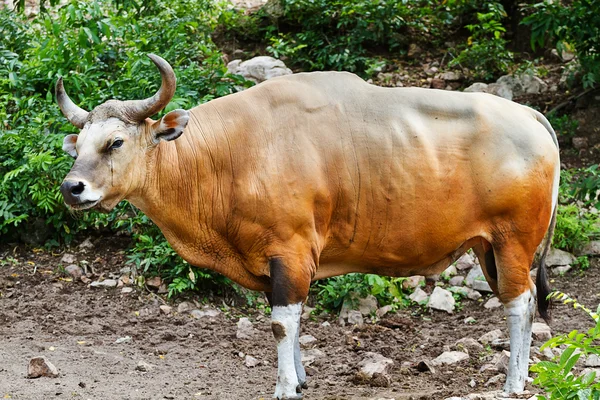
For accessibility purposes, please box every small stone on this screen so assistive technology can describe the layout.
[78,237,94,250]
[532,322,552,341]
[465,265,484,286]
[356,352,394,378]
[190,308,220,319]
[485,373,506,387]
[551,265,572,275]
[440,71,461,81]
[146,276,162,289]
[449,275,465,286]
[456,253,477,270]
[469,379,476,388]
[493,350,511,373]
[486,82,513,100]
[585,354,600,367]
[431,351,469,366]
[448,286,468,298]
[376,305,393,318]
[428,287,455,313]
[159,305,172,315]
[357,295,378,316]
[464,317,476,324]
[121,287,133,294]
[321,321,331,328]
[409,287,429,304]
[464,82,489,93]
[455,338,484,355]
[484,297,503,309]
[472,279,493,293]
[177,302,194,314]
[416,360,436,374]
[301,306,314,320]
[441,265,458,279]
[546,248,577,266]
[491,339,511,351]
[65,264,83,280]
[578,240,600,256]
[90,279,117,288]
[244,355,260,368]
[299,335,317,348]
[479,329,503,344]
[407,43,422,58]
[348,310,364,326]
[301,349,325,366]
[402,275,425,289]
[114,336,132,344]
[572,137,588,150]
[431,78,446,89]
[28,356,59,378]
[465,287,482,300]
[236,317,259,339]
[135,360,153,372]
[60,253,77,264]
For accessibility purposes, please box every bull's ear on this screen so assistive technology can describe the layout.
[151,109,189,143]
[62,134,78,158]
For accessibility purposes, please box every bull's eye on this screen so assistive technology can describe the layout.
[110,139,124,149]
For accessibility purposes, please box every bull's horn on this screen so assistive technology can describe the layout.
[56,77,89,129]
[125,54,176,121]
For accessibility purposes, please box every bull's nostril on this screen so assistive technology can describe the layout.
[71,181,85,195]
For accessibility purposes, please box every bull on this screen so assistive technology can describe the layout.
[57,54,559,399]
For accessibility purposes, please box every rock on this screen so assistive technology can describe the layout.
[146,276,162,289]
[121,287,133,294]
[376,305,393,318]
[546,248,577,266]
[491,338,511,351]
[464,316,476,324]
[301,305,314,320]
[190,308,220,319]
[356,352,394,378]
[465,287,482,300]
[299,335,317,348]
[402,275,425,289]
[440,71,461,81]
[496,74,548,97]
[578,240,600,256]
[177,301,194,314]
[78,237,94,251]
[428,287,455,313]
[464,82,488,93]
[28,356,59,378]
[572,137,589,150]
[551,265,572,275]
[441,265,458,279]
[340,294,378,318]
[455,338,484,355]
[485,373,506,387]
[448,286,468,298]
[472,279,493,293]
[135,360,153,372]
[244,355,260,368]
[114,336,132,344]
[530,268,538,280]
[493,350,511,373]
[431,351,469,366]
[90,279,117,288]
[416,360,437,374]
[484,297,503,309]
[466,265,484,287]
[409,287,429,304]
[227,56,292,84]
[347,310,364,326]
[486,82,513,100]
[159,305,173,315]
[431,78,446,89]
[236,317,259,339]
[61,253,77,264]
[449,275,465,286]
[321,321,331,328]
[65,264,83,280]
[456,253,477,270]
[479,329,503,344]
[407,43,422,58]
[357,295,378,316]
[585,354,600,367]
[301,349,325,366]
[532,322,552,341]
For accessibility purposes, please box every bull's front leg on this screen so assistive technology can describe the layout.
[269,258,311,400]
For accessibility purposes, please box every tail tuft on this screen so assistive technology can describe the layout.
[535,207,556,323]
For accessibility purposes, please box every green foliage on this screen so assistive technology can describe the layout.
[571,165,600,209]
[548,114,579,138]
[449,2,513,80]
[531,292,600,399]
[314,273,411,313]
[523,0,600,88]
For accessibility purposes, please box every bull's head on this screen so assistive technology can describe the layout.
[57,54,189,212]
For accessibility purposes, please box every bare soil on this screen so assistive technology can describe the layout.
[0,239,598,400]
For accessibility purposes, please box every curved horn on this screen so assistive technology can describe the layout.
[56,77,89,129]
[125,54,176,121]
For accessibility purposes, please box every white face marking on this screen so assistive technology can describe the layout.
[272,303,302,399]
[504,290,535,394]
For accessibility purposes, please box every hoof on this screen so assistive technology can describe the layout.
[274,395,303,400]
[296,381,308,393]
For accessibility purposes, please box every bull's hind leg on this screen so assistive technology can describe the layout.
[492,242,537,394]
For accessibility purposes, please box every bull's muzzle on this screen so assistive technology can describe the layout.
[60,179,100,210]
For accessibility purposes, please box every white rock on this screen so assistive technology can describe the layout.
[177,301,194,314]
[551,265,572,275]
[190,308,220,319]
[464,317,476,324]
[321,321,331,328]
[65,264,83,280]
[464,82,488,93]
[441,265,458,279]
[479,329,503,344]
[78,237,94,251]
[357,295,378,316]
[301,349,325,366]
[484,373,506,387]
[301,305,314,320]
[465,287,482,300]
[356,352,394,378]
[402,275,425,289]
[227,56,292,84]
[546,248,577,266]
[484,297,503,309]
[60,253,77,264]
[121,287,133,294]
[135,360,153,372]
[449,275,465,286]
[376,305,393,318]
[493,350,511,373]
[486,82,513,100]
[348,310,364,326]
[236,317,259,339]
[496,74,548,97]
[532,322,552,341]
[585,354,600,367]
[431,351,469,366]
[340,293,378,318]
[28,356,59,378]
[244,355,260,368]
[578,240,600,256]
[472,279,492,293]
[455,338,484,355]
[428,287,455,313]
[440,71,462,81]
[299,334,317,348]
[90,279,117,288]
[159,305,172,315]
[409,287,429,304]
[466,265,484,287]
[448,286,468,298]
[456,253,477,270]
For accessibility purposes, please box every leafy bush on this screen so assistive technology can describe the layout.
[523,0,600,88]
[531,292,600,399]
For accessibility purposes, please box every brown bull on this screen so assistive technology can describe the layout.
[57,54,559,399]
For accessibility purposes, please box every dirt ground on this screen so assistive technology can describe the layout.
[0,239,598,400]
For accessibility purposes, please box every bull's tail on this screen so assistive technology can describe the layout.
[530,108,560,323]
